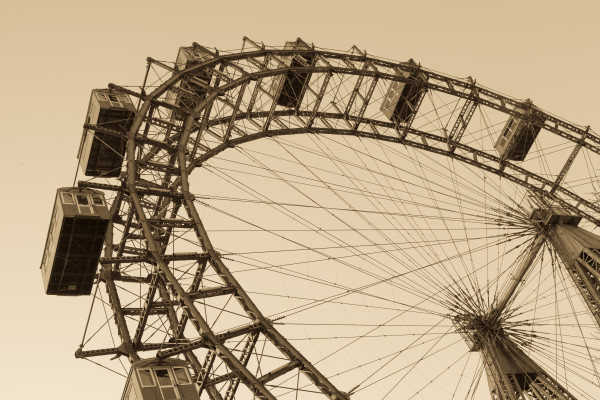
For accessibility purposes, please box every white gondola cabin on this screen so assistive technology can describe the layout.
[40,187,110,295]
[380,66,428,124]
[78,89,136,177]
[122,359,199,400]
[270,39,315,108]
[165,46,212,119]
[494,107,544,161]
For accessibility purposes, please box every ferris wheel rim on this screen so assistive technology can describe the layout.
[81,41,600,399]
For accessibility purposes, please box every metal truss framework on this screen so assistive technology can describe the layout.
[452,210,600,399]
[73,38,600,399]
[453,310,577,400]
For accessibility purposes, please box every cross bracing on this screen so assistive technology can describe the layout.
[64,38,600,399]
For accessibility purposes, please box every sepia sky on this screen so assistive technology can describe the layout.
[1,1,599,399]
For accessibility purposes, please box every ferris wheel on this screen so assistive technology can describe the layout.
[40,37,600,399]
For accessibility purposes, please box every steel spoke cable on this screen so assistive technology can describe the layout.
[279,322,453,328]
[219,227,533,319]
[505,340,598,399]
[236,136,450,282]
[83,358,128,378]
[487,234,546,317]
[64,43,600,400]
[220,134,536,304]
[407,350,472,400]
[274,255,528,390]
[222,234,517,279]
[305,133,469,296]
[370,138,492,304]
[204,226,516,232]
[367,136,524,309]
[463,359,485,400]
[232,133,527,222]
[501,275,586,321]
[86,288,127,367]
[81,276,102,347]
[214,232,515,257]
[199,156,433,291]
[450,350,475,400]
[510,335,600,374]
[350,320,451,396]
[270,134,528,222]
[319,133,481,301]
[554,254,600,384]
[224,250,450,316]
[310,132,530,218]
[225,241,492,388]
[352,331,464,394]
[445,145,488,310]
[282,332,453,341]
[372,141,531,228]
[404,143,483,308]
[199,154,472,306]
[247,290,476,316]
[213,214,529,318]
[277,331,455,398]
[583,150,600,196]
[490,251,600,395]
[315,332,452,382]
[198,186,524,230]
[154,57,596,396]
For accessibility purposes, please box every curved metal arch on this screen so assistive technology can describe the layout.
[121,48,355,400]
[152,51,600,230]
[100,42,600,399]
[126,112,284,400]
[171,87,598,400]
[116,45,600,210]
[156,47,599,229]
[177,124,600,228]
[126,49,594,163]
[169,48,597,148]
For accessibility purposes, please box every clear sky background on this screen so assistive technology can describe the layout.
[1,1,599,399]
